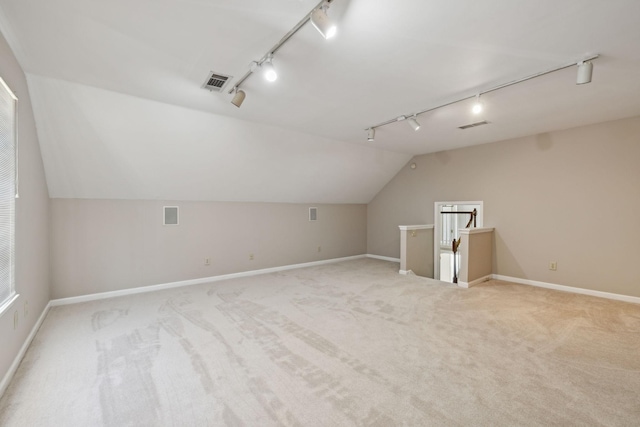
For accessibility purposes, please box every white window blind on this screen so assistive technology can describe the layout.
[0,77,17,310]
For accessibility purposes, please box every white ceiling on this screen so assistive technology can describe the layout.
[1,0,639,202]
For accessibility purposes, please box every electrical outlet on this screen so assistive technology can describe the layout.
[317,246,321,253]
[249,253,254,261]
[549,261,557,271]
[204,258,211,266]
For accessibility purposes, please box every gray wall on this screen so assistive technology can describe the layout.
[402,228,434,278]
[50,200,366,298]
[459,230,493,284]
[0,32,50,382]
[368,115,640,297]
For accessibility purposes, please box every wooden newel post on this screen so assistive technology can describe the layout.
[452,238,460,284]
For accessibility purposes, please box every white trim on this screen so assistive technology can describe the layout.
[398,225,434,231]
[459,227,494,235]
[0,77,18,100]
[0,293,19,317]
[458,274,492,289]
[0,301,51,398]
[492,274,640,305]
[51,255,368,306]
[366,254,401,263]
[399,269,413,275]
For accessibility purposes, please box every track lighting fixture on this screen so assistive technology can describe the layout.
[408,116,421,131]
[262,55,277,82]
[365,54,599,142]
[576,61,593,85]
[227,0,337,102]
[472,95,483,114]
[231,88,246,108]
[367,128,375,142]
[311,3,337,39]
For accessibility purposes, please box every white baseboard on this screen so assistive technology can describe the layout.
[51,255,368,307]
[492,274,640,304]
[399,269,413,275]
[0,301,52,399]
[458,274,492,289]
[366,254,401,263]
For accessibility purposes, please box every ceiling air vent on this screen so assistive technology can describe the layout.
[458,120,490,130]
[202,71,232,92]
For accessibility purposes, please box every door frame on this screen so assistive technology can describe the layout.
[433,201,484,280]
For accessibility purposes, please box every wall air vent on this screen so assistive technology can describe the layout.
[202,71,232,92]
[164,206,179,226]
[458,121,489,130]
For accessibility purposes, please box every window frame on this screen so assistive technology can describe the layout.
[0,76,19,317]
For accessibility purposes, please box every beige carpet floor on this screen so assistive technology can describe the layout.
[1,258,639,426]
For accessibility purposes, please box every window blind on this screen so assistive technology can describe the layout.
[0,77,17,308]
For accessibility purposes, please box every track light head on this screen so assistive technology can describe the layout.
[367,128,375,142]
[310,4,337,39]
[262,55,277,82]
[576,61,593,85]
[231,89,246,108]
[472,94,483,114]
[408,116,421,131]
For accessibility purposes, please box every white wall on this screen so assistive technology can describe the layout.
[27,75,411,204]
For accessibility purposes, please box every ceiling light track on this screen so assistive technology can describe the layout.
[228,0,336,107]
[365,54,599,140]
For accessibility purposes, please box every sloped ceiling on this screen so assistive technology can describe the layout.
[1,0,639,202]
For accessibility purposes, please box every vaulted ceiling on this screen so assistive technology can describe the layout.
[1,0,639,202]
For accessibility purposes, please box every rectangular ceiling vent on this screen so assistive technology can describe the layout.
[458,120,489,130]
[202,71,232,92]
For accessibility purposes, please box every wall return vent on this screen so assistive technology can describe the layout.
[458,120,489,130]
[309,207,318,221]
[164,206,179,226]
[202,71,232,92]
